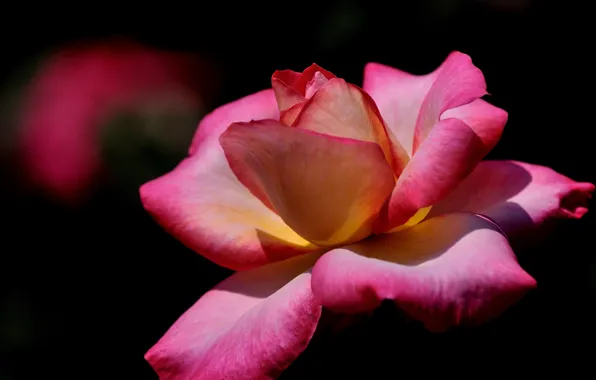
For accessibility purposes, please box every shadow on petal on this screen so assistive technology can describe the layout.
[428,160,594,249]
[145,253,322,380]
[312,212,536,332]
[429,160,532,217]
[215,253,320,298]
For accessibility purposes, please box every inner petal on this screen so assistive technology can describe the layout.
[272,63,336,113]
[219,120,396,247]
[293,78,410,176]
[305,71,329,98]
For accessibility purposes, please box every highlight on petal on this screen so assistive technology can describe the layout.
[312,213,536,332]
[141,121,317,271]
[146,253,322,380]
[427,160,595,246]
[363,52,490,156]
[374,118,485,232]
[271,63,336,113]
[189,89,279,155]
[293,78,409,175]
[219,120,395,247]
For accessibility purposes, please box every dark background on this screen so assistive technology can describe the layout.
[1,0,594,378]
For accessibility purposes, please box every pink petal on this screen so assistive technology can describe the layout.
[363,61,434,156]
[140,122,317,271]
[146,253,322,380]
[189,89,279,155]
[441,99,508,154]
[427,160,595,246]
[219,120,395,247]
[271,64,336,114]
[293,78,410,175]
[311,213,536,332]
[412,52,487,153]
[374,118,485,232]
[363,52,489,156]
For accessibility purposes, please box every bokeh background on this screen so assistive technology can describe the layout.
[1,0,594,378]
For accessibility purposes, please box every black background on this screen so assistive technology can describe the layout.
[1,1,594,378]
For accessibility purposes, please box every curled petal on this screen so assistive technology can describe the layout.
[293,78,409,175]
[427,160,595,246]
[363,52,490,156]
[413,52,487,152]
[374,118,485,232]
[141,122,317,271]
[146,253,322,380]
[189,89,279,155]
[441,99,508,154]
[312,213,536,332]
[219,120,395,247]
[271,63,336,114]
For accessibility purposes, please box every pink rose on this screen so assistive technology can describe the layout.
[140,52,593,379]
[14,39,215,203]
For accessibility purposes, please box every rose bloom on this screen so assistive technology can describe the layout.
[141,52,593,379]
[15,40,214,203]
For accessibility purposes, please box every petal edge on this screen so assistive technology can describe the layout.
[312,213,536,332]
[146,253,322,380]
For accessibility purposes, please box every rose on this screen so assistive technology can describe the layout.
[11,39,215,204]
[140,52,593,379]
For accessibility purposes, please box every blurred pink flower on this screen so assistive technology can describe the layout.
[15,39,216,203]
[141,53,593,379]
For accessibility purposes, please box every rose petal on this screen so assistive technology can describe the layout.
[363,51,489,156]
[146,253,322,380]
[441,99,508,154]
[293,78,410,175]
[141,122,317,271]
[413,52,487,152]
[374,118,485,232]
[279,102,306,126]
[271,64,336,113]
[189,89,279,155]
[311,213,536,332]
[363,62,434,156]
[427,160,595,246]
[219,120,395,247]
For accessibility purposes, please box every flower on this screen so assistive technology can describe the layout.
[140,52,593,379]
[13,39,216,203]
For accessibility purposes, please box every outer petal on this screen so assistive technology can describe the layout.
[219,120,395,247]
[427,160,595,246]
[363,52,489,156]
[141,123,317,271]
[146,253,322,380]
[374,118,486,232]
[413,52,487,152]
[312,213,536,332]
[293,78,409,175]
[189,89,279,155]
[441,99,508,154]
